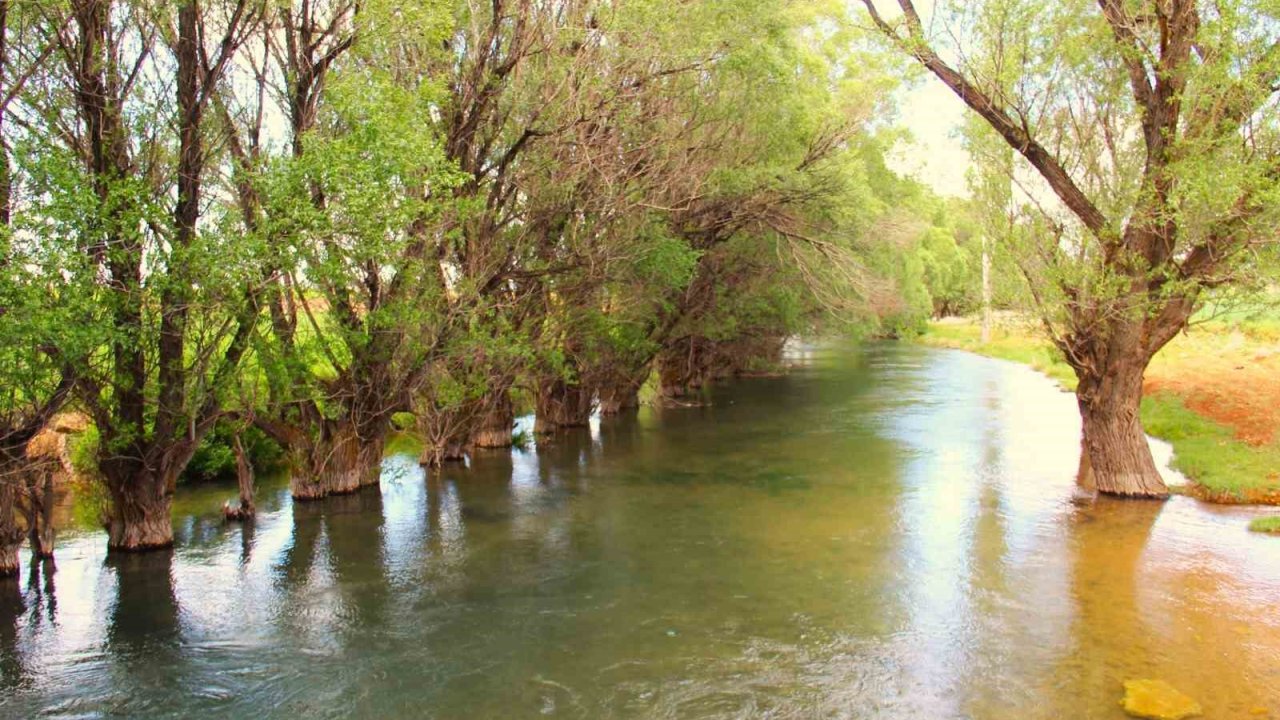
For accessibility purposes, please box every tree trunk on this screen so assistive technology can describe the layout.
[26,469,56,558]
[417,407,470,468]
[471,392,514,448]
[224,434,255,521]
[534,378,592,435]
[103,469,175,551]
[289,455,327,501]
[657,351,691,401]
[357,435,385,488]
[290,420,384,501]
[598,376,642,415]
[0,475,20,577]
[1075,358,1167,498]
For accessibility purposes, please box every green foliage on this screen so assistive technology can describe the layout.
[184,424,286,484]
[67,425,101,479]
[0,0,952,494]
[510,428,532,451]
[918,226,974,316]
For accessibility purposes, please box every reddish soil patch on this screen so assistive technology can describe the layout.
[1186,483,1280,506]
[1144,334,1280,447]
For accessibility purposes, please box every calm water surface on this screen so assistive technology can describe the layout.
[2,342,1278,719]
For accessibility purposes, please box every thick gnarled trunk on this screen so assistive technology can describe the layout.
[0,476,21,577]
[657,345,706,402]
[418,387,515,465]
[417,410,470,468]
[597,375,643,415]
[414,399,471,468]
[103,469,175,551]
[290,420,385,501]
[1075,355,1167,498]
[534,378,592,434]
[471,391,515,448]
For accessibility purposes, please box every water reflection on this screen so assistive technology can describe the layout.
[0,342,1277,719]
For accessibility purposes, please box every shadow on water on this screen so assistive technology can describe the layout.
[105,550,181,648]
[0,574,26,692]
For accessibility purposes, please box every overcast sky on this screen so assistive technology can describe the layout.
[864,0,974,198]
[887,73,972,198]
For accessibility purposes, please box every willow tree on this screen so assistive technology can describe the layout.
[240,0,466,500]
[628,2,892,399]
[0,190,78,574]
[0,0,75,574]
[11,0,268,549]
[862,0,1280,496]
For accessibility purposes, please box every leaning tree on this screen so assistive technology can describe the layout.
[862,0,1280,496]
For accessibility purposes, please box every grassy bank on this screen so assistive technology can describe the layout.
[1249,516,1280,534]
[918,319,1280,506]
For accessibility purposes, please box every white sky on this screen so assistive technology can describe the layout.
[864,0,974,198]
[888,77,972,197]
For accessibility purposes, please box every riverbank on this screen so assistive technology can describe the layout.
[917,318,1280,507]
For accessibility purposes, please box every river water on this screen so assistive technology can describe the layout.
[1,342,1277,719]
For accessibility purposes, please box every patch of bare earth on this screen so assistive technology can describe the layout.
[1145,330,1280,448]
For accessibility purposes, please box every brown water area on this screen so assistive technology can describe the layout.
[0,342,1277,719]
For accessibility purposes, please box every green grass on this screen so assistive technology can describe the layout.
[918,322,1078,390]
[917,320,1280,503]
[1248,516,1280,534]
[1193,295,1280,342]
[1141,392,1280,499]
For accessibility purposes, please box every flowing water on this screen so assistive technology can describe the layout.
[1,342,1278,719]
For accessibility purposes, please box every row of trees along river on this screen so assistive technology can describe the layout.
[1,0,1278,569]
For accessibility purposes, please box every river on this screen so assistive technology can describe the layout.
[1,342,1277,719]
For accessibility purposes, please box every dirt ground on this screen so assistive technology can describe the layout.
[1145,329,1280,447]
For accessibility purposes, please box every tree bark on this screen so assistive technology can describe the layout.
[0,475,20,577]
[657,346,702,402]
[103,469,175,551]
[224,434,255,521]
[24,469,56,559]
[471,391,515,448]
[417,406,471,468]
[534,377,592,434]
[357,435,385,488]
[1075,357,1167,498]
[290,419,385,501]
[597,376,642,415]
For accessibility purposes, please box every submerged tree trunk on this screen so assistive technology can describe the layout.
[597,374,644,415]
[102,468,175,551]
[657,344,706,402]
[417,404,471,468]
[357,436,384,488]
[291,419,385,501]
[224,434,255,521]
[24,469,56,559]
[321,423,363,496]
[1075,356,1167,498]
[471,391,515,448]
[534,377,593,434]
[0,473,21,577]
[20,424,76,560]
